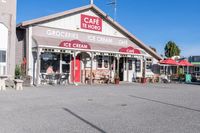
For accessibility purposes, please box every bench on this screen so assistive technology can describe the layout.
[0,79,6,91]
[14,79,24,90]
[0,75,8,91]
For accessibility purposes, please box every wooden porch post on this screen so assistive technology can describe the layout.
[127,57,129,82]
[109,56,112,83]
[142,56,146,78]
[117,55,120,74]
[90,52,94,85]
[73,51,76,85]
[113,56,116,83]
[60,53,62,73]
[36,47,41,86]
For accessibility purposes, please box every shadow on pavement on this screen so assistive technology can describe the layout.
[129,95,200,113]
[63,108,107,133]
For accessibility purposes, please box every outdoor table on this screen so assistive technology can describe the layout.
[46,73,61,85]
[0,75,8,91]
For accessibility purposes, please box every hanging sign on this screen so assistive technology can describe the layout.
[81,14,102,32]
[60,40,91,50]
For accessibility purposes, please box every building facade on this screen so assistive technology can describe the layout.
[188,55,200,79]
[17,5,162,85]
[0,0,17,76]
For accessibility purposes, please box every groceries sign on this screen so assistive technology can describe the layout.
[81,14,102,32]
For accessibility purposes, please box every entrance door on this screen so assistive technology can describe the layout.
[119,58,124,81]
[71,56,81,83]
[127,59,135,82]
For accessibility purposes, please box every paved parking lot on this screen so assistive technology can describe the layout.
[0,83,200,133]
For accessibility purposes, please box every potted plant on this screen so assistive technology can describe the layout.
[141,71,147,84]
[15,65,22,79]
[114,73,120,84]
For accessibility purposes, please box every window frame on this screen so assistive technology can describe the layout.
[96,55,110,69]
[0,50,6,63]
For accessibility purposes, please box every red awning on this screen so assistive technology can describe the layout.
[178,60,193,66]
[119,46,141,54]
[160,58,179,65]
[33,36,123,52]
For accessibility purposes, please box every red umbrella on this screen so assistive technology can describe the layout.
[160,58,179,65]
[160,58,180,75]
[178,60,193,66]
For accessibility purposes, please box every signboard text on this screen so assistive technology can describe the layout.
[60,40,91,50]
[81,14,102,32]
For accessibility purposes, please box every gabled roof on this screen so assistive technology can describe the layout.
[18,4,162,60]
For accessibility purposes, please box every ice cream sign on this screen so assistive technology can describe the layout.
[81,14,102,32]
[60,40,91,50]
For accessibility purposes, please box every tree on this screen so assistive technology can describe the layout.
[164,41,181,58]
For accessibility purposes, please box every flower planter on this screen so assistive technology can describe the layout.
[141,78,147,84]
[115,78,120,84]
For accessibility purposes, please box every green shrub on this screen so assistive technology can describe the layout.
[15,65,22,79]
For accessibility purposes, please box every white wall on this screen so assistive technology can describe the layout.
[40,10,126,38]
[0,23,8,75]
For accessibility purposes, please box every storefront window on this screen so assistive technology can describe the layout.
[0,50,6,63]
[128,60,132,70]
[97,55,103,68]
[62,54,70,63]
[62,54,71,73]
[124,59,127,71]
[195,67,200,72]
[104,60,108,68]
[97,55,109,69]
[135,60,141,72]
[40,52,60,73]
[146,63,152,70]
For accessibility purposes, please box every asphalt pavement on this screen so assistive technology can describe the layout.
[0,83,200,133]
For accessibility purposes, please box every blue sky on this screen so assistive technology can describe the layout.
[17,0,200,57]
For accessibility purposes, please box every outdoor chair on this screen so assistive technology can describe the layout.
[46,74,56,85]
[54,74,61,84]
[85,74,92,84]
[60,73,69,85]
[40,73,47,85]
[160,75,171,83]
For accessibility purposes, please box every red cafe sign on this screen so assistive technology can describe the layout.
[81,14,102,32]
[60,40,91,50]
[119,46,141,54]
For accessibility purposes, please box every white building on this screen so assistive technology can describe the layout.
[0,0,17,76]
[17,4,162,85]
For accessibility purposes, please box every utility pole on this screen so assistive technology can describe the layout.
[107,0,117,21]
